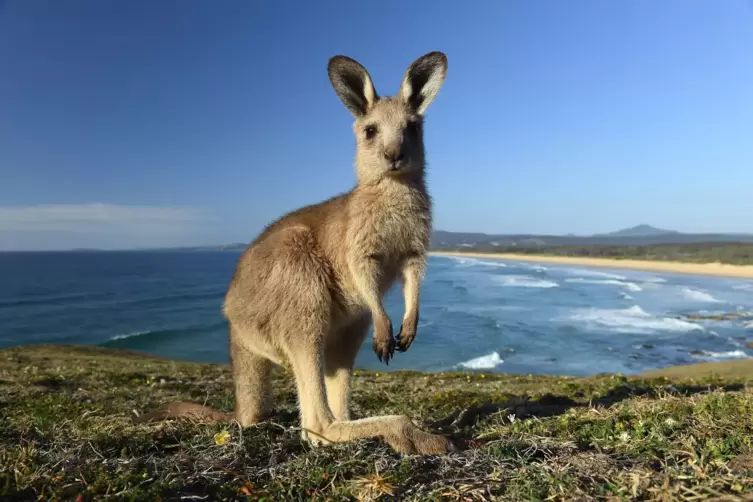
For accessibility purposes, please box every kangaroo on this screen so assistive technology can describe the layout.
[135,51,453,455]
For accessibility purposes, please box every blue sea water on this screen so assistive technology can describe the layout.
[1,251,752,376]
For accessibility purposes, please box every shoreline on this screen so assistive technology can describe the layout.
[430,251,753,279]
[6,343,751,378]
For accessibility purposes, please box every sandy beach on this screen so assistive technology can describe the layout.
[430,251,753,279]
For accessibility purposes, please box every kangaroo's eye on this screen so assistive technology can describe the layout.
[364,125,378,139]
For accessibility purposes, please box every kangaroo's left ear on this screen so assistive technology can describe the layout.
[399,51,448,115]
[328,55,378,117]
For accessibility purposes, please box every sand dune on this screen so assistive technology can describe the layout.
[430,251,753,279]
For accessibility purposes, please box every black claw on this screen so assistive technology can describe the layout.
[396,336,412,352]
[374,335,397,365]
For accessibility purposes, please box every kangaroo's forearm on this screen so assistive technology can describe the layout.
[394,254,425,353]
[349,253,395,362]
[348,255,387,319]
[401,256,425,320]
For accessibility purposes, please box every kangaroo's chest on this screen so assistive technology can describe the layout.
[362,191,430,260]
[341,183,432,305]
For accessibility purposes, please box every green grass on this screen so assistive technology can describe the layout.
[2,345,753,501]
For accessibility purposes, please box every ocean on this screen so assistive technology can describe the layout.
[1,251,752,376]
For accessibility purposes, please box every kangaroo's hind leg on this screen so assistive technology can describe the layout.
[229,325,274,427]
[286,320,454,455]
[324,313,371,421]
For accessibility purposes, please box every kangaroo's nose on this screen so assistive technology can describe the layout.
[384,149,405,163]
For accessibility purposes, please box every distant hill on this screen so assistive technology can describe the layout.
[598,224,679,238]
[430,226,753,250]
[41,226,752,254]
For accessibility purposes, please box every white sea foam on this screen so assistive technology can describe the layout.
[524,264,548,272]
[563,268,627,280]
[445,256,507,268]
[745,321,753,330]
[733,283,753,292]
[619,292,634,300]
[109,331,150,341]
[477,260,509,268]
[565,278,643,292]
[444,256,476,267]
[639,277,667,284]
[567,305,704,334]
[493,275,559,288]
[680,288,721,303]
[691,350,751,361]
[458,351,504,369]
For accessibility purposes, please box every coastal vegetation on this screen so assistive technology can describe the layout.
[438,242,753,266]
[2,344,753,500]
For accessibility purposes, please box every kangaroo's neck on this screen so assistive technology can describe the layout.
[355,171,428,196]
[350,175,430,210]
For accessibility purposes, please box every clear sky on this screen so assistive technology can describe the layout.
[1,0,752,250]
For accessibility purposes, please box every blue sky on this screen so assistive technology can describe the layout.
[1,0,752,250]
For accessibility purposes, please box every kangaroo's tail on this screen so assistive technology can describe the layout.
[132,402,234,424]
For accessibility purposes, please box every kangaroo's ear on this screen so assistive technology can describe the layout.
[328,56,378,117]
[399,51,448,115]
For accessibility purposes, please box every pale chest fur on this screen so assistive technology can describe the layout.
[347,181,431,264]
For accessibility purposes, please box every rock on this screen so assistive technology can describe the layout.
[747,341,753,350]
[682,312,753,322]
[690,349,706,356]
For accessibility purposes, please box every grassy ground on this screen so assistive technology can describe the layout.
[2,345,753,501]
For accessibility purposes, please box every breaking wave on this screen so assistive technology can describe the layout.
[102,322,227,349]
[493,275,559,288]
[680,288,721,303]
[444,256,508,268]
[458,351,504,369]
[566,305,704,334]
[690,350,751,361]
[565,278,643,292]
[562,268,626,280]
[109,330,152,341]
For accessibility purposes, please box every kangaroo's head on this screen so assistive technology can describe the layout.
[328,52,447,184]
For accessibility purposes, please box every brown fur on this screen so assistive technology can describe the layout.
[134,52,453,455]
